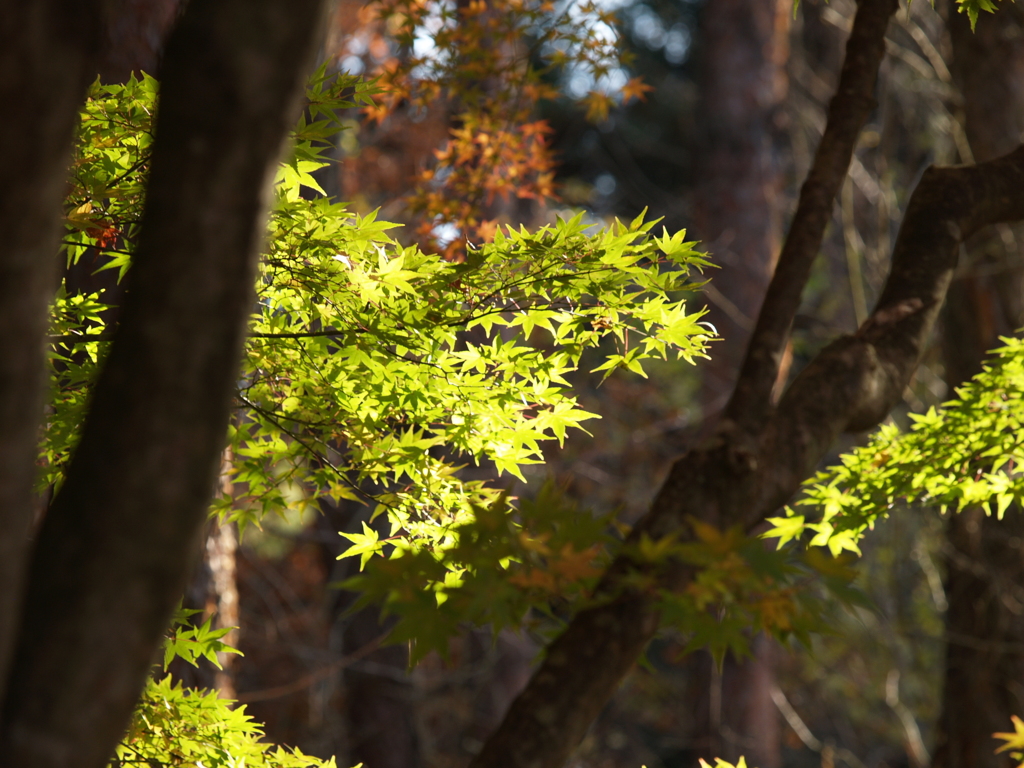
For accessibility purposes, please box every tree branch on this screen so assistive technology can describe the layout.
[725,0,897,431]
[469,148,1024,768]
[758,146,1024,520]
[465,6,1024,768]
[0,0,329,765]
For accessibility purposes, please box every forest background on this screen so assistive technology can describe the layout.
[6,0,1024,767]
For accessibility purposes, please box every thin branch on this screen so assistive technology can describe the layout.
[464,8,1024,768]
[50,327,363,345]
[234,630,389,703]
[757,146,1024,526]
[236,393,381,506]
[248,328,362,339]
[725,0,898,430]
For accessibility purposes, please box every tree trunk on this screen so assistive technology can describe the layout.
[687,0,791,762]
[322,500,422,768]
[0,0,103,718]
[694,0,791,414]
[0,0,328,765]
[84,0,246,701]
[98,0,182,83]
[935,5,1024,768]
[170,455,240,696]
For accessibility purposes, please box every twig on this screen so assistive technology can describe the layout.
[771,685,867,768]
[234,629,390,703]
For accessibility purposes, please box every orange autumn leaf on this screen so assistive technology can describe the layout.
[621,76,654,104]
[508,568,558,591]
[549,544,602,581]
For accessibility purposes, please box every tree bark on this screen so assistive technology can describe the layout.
[0,0,329,765]
[934,5,1024,768]
[0,0,103,719]
[724,0,895,432]
[467,1,1024,765]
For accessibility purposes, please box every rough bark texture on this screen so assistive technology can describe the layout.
[0,0,102,717]
[0,0,328,765]
[934,5,1024,768]
[467,1,1024,765]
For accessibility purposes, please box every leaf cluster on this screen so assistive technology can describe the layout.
[161,607,242,673]
[765,336,1024,555]
[240,202,711,542]
[47,73,714,660]
[108,610,325,767]
[647,522,866,667]
[995,715,1024,768]
[63,73,158,279]
[113,677,338,768]
[955,0,1003,30]
[341,482,618,662]
[351,0,647,251]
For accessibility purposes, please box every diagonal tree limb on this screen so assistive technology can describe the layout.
[469,146,1024,768]
[0,0,102,712]
[470,2,897,765]
[465,3,1024,768]
[725,0,897,432]
[0,0,329,765]
[756,147,1024,524]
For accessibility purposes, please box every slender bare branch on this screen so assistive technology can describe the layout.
[725,0,897,431]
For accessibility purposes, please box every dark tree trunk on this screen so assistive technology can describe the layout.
[98,0,182,83]
[0,0,329,765]
[0,0,103,716]
[321,501,422,768]
[935,5,1024,768]
[936,506,1024,768]
[82,0,247,701]
[339,611,420,768]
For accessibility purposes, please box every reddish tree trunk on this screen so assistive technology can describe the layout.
[694,0,791,413]
[688,1,791,764]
